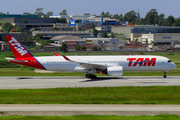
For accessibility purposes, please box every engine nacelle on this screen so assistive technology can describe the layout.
[107,66,123,76]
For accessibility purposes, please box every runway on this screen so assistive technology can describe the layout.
[0,104,180,116]
[0,76,179,89]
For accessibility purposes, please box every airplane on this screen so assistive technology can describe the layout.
[4,34,177,78]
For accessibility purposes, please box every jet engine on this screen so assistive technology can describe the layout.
[102,66,123,76]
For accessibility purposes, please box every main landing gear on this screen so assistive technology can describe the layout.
[85,74,97,79]
[86,69,97,79]
[163,71,167,78]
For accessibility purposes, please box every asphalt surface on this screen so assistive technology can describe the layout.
[0,104,180,116]
[0,76,179,89]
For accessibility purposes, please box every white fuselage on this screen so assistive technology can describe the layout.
[35,55,177,73]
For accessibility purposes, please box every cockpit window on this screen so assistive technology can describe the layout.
[168,60,172,63]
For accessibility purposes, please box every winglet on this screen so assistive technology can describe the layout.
[62,55,70,61]
[53,52,60,56]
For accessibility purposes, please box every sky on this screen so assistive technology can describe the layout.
[1,0,180,18]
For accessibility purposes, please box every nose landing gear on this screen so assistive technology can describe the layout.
[163,71,167,78]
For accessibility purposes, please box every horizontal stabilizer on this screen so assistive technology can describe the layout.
[5,58,28,63]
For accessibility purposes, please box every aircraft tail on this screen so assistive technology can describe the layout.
[4,34,33,59]
[4,34,46,70]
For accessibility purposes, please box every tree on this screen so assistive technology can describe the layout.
[110,32,115,38]
[75,45,82,51]
[75,45,87,51]
[137,12,140,21]
[101,32,108,38]
[0,12,5,15]
[119,14,124,21]
[84,13,90,15]
[60,9,67,15]
[23,12,32,15]
[33,27,40,31]
[92,46,98,51]
[60,42,68,53]
[81,46,87,51]
[105,12,111,18]
[10,26,23,32]
[16,29,23,32]
[111,14,124,20]
[145,9,158,25]
[0,20,2,26]
[101,11,112,18]
[93,29,99,37]
[124,10,137,23]
[51,27,59,31]
[172,18,180,26]
[91,24,95,29]
[59,18,67,23]
[34,34,43,40]
[158,13,166,26]
[34,8,44,17]
[101,11,105,16]
[46,11,53,17]
[166,15,175,26]
[55,18,60,23]
[2,22,13,33]
[112,14,120,19]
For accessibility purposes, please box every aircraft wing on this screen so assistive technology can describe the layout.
[5,58,28,63]
[62,55,107,70]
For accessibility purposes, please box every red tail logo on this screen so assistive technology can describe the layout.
[127,58,156,67]
[5,35,33,58]
[9,37,28,56]
[5,35,46,70]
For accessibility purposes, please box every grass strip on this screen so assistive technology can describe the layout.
[0,68,179,76]
[0,86,180,104]
[0,115,179,120]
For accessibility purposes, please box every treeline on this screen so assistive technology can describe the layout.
[0,8,68,18]
[1,8,180,26]
[101,9,179,26]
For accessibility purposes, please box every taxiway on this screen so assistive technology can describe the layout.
[0,104,179,116]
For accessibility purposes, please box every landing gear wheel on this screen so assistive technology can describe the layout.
[85,74,97,79]
[163,75,167,78]
[85,74,90,78]
[163,71,167,78]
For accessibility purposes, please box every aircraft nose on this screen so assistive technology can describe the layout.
[172,63,177,69]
